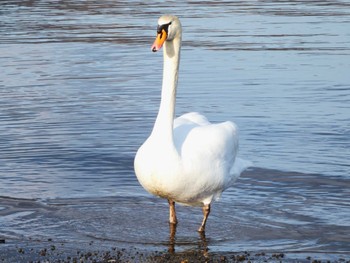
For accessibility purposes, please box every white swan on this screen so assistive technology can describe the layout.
[134,15,250,232]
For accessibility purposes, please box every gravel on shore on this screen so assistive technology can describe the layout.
[1,239,349,263]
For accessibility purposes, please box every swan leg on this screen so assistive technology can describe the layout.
[198,204,211,232]
[168,199,178,225]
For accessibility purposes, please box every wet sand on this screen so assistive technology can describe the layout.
[1,238,349,262]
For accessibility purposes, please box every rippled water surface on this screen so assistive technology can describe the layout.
[1,0,350,259]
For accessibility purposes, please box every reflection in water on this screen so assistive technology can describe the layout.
[168,223,176,253]
[167,223,209,259]
[198,231,209,258]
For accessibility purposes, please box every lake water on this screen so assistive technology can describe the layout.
[0,0,349,260]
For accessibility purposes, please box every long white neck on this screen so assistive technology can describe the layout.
[151,35,181,143]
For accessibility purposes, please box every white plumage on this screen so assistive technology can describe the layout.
[134,15,251,232]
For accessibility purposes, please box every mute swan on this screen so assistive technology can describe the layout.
[134,15,250,232]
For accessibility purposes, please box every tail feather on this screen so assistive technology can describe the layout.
[230,157,253,183]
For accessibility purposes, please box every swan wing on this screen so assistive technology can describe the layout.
[173,113,246,203]
[174,112,211,128]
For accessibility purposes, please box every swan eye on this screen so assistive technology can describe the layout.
[157,21,172,38]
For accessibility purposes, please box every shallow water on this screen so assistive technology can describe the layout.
[0,0,350,258]
[1,169,350,258]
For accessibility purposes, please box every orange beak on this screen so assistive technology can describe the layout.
[151,29,167,52]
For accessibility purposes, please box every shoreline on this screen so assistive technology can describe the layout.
[1,239,349,263]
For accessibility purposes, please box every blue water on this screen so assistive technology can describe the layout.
[0,0,349,259]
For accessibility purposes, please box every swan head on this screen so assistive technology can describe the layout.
[151,15,182,52]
